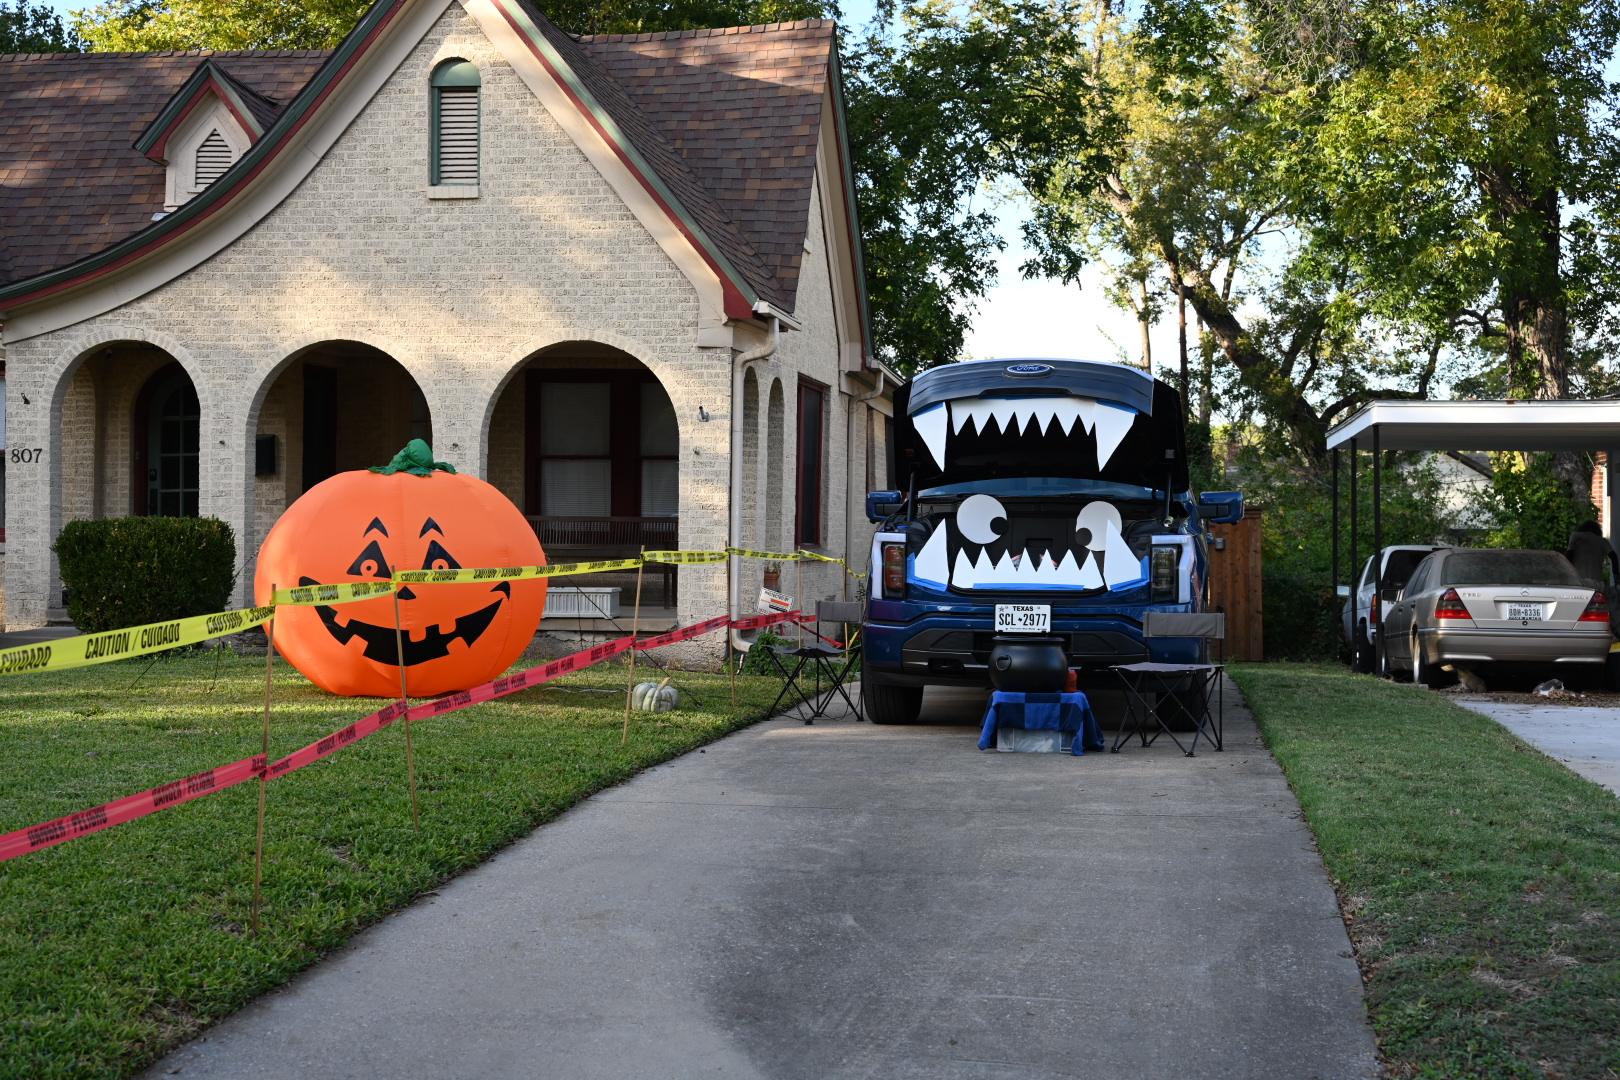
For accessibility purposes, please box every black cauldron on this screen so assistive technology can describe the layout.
[987,636,1070,693]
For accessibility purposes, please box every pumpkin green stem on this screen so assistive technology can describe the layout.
[370,439,458,477]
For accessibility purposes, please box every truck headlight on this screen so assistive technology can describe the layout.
[1150,545,1179,602]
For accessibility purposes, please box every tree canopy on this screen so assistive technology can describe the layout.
[2,0,81,51]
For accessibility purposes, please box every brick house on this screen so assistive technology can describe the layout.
[0,0,895,641]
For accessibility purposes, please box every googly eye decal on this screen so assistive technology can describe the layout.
[955,493,1007,546]
[1075,501,1122,552]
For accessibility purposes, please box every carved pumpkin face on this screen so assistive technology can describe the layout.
[255,466,547,697]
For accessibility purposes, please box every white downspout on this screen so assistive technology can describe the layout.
[844,367,887,594]
[729,311,780,653]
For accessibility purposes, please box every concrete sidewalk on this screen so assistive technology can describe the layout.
[148,684,1378,1080]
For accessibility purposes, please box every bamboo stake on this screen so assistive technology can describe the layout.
[251,589,276,935]
[621,549,646,745]
[728,551,738,708]
[392,588,420,832]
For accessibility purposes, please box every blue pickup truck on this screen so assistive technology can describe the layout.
[861,358,1243,724]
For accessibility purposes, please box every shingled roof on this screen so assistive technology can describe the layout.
[0,50,327,289]
[0,10,842,315]
[578,21,835,314]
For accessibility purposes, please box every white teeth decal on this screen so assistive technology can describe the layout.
[1103,524,1143,589]
[1079,553,1104,590]
[1075,398,1097,434]
[914,526,948,585]
[914,403,948,472]
[1051,398,1081,435]
[953,549,978,589]
[932,396,1135,469]
[1028,400,1058,435]
[1093,404,1134,469]
[986,399,1020,435]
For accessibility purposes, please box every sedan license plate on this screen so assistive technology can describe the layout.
[995,604,1051,634]
[1506,603,1544,622]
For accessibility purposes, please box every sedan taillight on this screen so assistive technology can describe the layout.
[1369,594,1378,626]
[1434,588,1471,620]
[1580,591,1610,622]
[881,542,906,598]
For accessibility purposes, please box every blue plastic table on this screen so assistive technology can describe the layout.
[977,691,1106,756]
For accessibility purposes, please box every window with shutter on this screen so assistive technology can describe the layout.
[431,60,480,187]
[194,130,234,189]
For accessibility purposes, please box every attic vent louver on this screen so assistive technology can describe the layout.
[435,87,479,183]
[195,130,234,188]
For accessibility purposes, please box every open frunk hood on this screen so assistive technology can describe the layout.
[893,359,1190,493]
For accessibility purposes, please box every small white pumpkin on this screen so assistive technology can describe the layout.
[631,678,679,713]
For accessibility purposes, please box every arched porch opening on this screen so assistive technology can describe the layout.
[250,341,430,552]
[54,342,199,524]
[486,342,679,618]
[765,378,785,550]
[741,366,759,548]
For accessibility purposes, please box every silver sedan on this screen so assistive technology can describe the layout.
[1381,548,1612,686]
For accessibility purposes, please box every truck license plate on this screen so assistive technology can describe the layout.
[1506,603,1544,622]
[995,604,1051,634]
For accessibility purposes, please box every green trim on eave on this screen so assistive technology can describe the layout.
[497,0,762,312]
[826,49,873,362]
[0,0,407,310]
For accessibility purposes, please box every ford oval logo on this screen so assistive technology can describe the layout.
[1005,363,1053,377]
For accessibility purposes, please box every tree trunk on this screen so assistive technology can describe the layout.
[1138,277,1152,369]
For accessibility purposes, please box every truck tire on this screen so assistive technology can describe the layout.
[863,676,922,725]
[1352,624,1374,673]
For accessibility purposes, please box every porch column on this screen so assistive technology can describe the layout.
[204,376,255,609]
[6,353,56,628]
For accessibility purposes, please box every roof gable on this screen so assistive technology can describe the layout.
[134,59,283,161]
[579,22,834,312]
[0,49,326,289]
[0,2,860,342]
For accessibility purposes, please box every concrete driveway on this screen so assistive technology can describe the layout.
[1455,695,1620,795]
[148,684,1378,1080]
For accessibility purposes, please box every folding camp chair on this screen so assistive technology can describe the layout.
[1109,612,1225,756]
[763,601,865,724]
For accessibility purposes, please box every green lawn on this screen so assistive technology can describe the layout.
[0,651,787,1079]
[1230,663,1620,1080]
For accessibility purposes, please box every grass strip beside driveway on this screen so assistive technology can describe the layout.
[1230,663,1620,1080]
[0,653,788,1079]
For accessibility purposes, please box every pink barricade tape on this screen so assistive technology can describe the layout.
[0,753,265,863]
[0,609,803,862]
[634,614,730,652]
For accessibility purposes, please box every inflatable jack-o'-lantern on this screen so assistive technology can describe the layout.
[255,441,547,697]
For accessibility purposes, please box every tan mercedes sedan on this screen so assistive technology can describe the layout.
[1380,548,1612,687]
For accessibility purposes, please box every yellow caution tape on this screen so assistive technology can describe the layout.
[642,550,730,565]
[393,558,646,584]
[726,547,805,562]
[0,605,276,676]
[273,580,399,606]
[795,550,846,565]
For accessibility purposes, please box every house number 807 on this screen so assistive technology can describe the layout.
[10,448,42,464]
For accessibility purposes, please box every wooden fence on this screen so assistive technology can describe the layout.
[1207,507,1264,661]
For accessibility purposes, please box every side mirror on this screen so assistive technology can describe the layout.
[1197,491,1244,525]
[1335,584,1351,599]
[866,490,904,523]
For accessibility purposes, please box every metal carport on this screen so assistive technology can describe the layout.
[1324,399,1620,609]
